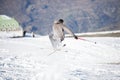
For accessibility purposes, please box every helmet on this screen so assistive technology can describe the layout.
[58,19,64,23]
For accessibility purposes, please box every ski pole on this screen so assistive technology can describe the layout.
[78,37,96,44]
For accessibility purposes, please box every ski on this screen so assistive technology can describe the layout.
[47,49,58,56]
[47,44,66,56]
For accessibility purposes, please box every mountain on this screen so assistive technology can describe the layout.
[0,0,120,35]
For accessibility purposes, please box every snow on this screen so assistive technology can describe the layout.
[0,34,120,80]
[0,30,23,38]
[66,30,120,37]
[0,15,11,20]
[77,30,120,35]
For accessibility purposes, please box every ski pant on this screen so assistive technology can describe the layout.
[49,33,62,49]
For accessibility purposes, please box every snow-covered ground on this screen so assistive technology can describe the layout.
[0,35,120,80]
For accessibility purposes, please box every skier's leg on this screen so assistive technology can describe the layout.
[56,38,62,48]
[49,34,65,49]
[49,34,58,49]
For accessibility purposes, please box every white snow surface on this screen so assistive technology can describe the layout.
[0,15,11,20]
[0,35,120,80]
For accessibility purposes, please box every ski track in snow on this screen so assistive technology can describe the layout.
[0,36,120,80]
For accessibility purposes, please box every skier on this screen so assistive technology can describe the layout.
[23,30,26,37]
[49,19,78,49]
[31,32,35,37]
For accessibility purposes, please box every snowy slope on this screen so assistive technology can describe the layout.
[0,35,120,80]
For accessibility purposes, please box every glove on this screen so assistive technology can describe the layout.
[74,35,78,39]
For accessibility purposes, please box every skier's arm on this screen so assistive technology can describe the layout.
[62,25,78,39]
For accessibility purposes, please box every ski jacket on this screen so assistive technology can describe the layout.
[53,22,75,41]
